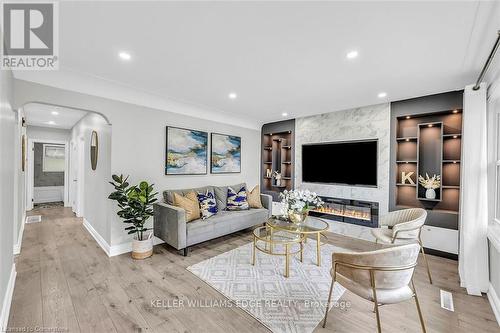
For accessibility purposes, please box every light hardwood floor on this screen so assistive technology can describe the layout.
[7,207,500,333]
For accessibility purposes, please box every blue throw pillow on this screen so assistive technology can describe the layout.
[226,186,249,211]
[197,190,218,219]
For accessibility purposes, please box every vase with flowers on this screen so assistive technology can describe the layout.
[279,189,323,225]
[418,173,441,199]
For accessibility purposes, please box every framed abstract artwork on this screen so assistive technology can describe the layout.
[166,126,208,175]
[211,133,241,173]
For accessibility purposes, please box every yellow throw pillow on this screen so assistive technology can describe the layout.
[173,191,200,222]
[247,185,263,209]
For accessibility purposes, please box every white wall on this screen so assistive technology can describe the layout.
[14,79,261,248]
[26,125,70,141]
[294,103,391,240]
[13,108,26,254]
[0,61,16,327]
[71,112,112,243]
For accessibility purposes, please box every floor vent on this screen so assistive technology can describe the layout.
[26,215,42,224]
[440,289,454,312]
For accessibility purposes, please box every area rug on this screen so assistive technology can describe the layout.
[187,239,347,333]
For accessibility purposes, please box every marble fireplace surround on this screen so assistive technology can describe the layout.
[295,103,391,242]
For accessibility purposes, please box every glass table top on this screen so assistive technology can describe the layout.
[266,216,329,234]
[253,226,303,243]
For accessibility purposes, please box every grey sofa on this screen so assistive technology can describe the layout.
[153,183,272,255]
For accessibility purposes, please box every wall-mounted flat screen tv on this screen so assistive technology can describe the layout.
[302,140,378,187]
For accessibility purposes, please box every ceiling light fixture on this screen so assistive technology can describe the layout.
[282,112,288,117]
[228,92,237,100]
[378,92,387,98]
[406,116,411,119]
[453,135,458,139]
[452,109,459,114]
[118,51,131,61]
[346,50,358,59]
[47,121,56,125]
[428,124,433,127]
[51,111,59,115]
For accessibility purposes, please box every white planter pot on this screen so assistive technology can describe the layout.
[425,188,436,199]
[131,234,153,260]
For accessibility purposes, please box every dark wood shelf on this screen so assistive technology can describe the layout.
[396,160,417,163]
[443,160,460,163]
[396,183,416,187]
[263,146,272,150]
[263,161,272,164]
[396,137,418,142]
[442,185,460,189]
[443,133,461,139]
[282,177,292,180]
[282,145,292,149]
[282,161,292,164]
[272,185,287,188]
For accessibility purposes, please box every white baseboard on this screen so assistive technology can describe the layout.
[0,264,17,331]
[488,283,500,326]
[83,218,111,256]
[82,218,164,257]
[13,216,26,255]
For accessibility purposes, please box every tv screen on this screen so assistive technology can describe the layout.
[302,140,378,186]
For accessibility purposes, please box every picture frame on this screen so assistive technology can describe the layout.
[210,133,241,174]
[165,126,208,175]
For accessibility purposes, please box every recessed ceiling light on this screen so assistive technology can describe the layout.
[118,51,131,61]
[406,116,411,119]
[282,112,288,117]
[346,50,358,59]
[453,135,458,139]
[228,92,237,100]
[47,121,55,125]
[452,109,459,114]
[51,111,59,115]
[428,124,433,127]
[378,92,387,98]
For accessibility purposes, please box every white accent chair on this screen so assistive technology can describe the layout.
[322,243,426,333]
[371,208,432,284]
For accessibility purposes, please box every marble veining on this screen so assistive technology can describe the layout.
[295,103,391,240]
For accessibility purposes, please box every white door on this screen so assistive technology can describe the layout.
[70,138,85,217]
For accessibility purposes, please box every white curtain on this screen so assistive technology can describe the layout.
[459,83,490,295]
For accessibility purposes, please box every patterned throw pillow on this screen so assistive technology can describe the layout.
[226,186,249,211]
[197,190,218,219]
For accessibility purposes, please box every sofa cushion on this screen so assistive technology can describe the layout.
[247,185,263,208]
[186,208,268,246]
[164,186,214,205]
[197,190,218,219]
[227,186,249,211]
[214,183,246,211]
[172,192,200,222]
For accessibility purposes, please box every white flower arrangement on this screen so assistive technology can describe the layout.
[418,173,441,189]
[279,189,323,213]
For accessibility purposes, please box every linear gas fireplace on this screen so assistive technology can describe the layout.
[309,196,379,228]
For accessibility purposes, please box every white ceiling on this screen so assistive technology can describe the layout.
[14,1,500,129]
[24,103,87,129]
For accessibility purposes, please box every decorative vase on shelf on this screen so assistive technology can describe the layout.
[425,188,436,199]
[288,210,309,225]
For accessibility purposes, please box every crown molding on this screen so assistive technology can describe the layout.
[13,69,261,130]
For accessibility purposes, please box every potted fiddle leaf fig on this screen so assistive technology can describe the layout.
[108,174,158,259]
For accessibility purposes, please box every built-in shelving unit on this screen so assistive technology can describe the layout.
[390,91,463,259]
[261,119,295,201]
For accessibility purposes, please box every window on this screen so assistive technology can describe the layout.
[43,144,65,172]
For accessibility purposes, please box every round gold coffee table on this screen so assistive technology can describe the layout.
[252,226,305,277]
[266,216,329,266]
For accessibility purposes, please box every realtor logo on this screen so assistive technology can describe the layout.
[1,2,59,70]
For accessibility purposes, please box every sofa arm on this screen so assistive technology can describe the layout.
[260,194,273,217]
[153,202,187,250]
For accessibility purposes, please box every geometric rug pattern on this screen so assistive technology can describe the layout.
[187,239,347,333]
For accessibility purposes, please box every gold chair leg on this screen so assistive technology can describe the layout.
[370,270,382,333]
[316,232,321,266]
[322,277,335,328]
[252,235,256,265]
[285,244,290,278]
[419,239,433,284]
[411,279,427,333]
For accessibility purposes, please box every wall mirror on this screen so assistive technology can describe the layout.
[90,131,98,170]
